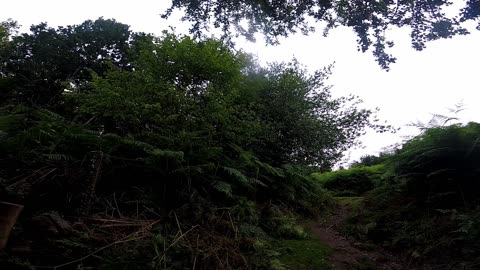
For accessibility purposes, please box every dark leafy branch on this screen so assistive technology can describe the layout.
[163,0,478,70]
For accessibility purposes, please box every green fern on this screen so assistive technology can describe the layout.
[65,129,100,142]
[222,166,248,184]
[249,177,268,187]
[148,149,184,160]
[42,153,73,161]
[122,138,155,151]
[34,109,65,121]
[212,180,232,197]
[173,163,216,175]
[255,160,284,177]
[101,133,123,140]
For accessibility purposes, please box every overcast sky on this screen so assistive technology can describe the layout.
[3,0,480,164]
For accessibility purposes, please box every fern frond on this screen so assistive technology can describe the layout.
[173,163,216,175]
[80,129,101,136]
[122,139,155,151]
[212,181,232,197]
[66,128,100,141]
[148,149,184,160]
[249,177,268,187]
[42,154,73,161]
[254,160,284,177]
[202,146,223,158]
[222,166,248,184]
[140,132,175,145]
[34,109,65,122]
[102,133,122,140]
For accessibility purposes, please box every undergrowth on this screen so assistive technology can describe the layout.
[343,123,480,269]
[0,18,385,269]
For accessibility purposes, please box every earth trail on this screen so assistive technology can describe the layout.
[307,199,410,270]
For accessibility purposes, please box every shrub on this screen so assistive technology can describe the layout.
[388,122,480,208]
[311,164,385,196]
[347,123,480,267]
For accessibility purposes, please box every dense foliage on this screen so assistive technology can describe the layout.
[164,0,480,69]
[312,164,385,196]
[0,18,138,107]
[345,123,480,268]
[349,153,392,167]
[0,19,386,269]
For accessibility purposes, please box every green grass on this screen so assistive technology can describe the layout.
[334,197,364,209]
[279,239,332,270]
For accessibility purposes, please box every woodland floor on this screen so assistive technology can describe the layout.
[307,197,410,270]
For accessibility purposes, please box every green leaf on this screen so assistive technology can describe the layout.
[222,166,248,184]
[212,181,232,197]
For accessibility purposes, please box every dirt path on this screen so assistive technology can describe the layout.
[308,198,409,270]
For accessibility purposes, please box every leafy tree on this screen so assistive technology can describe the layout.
[0,18,137,107]
[0,19,19,101]
[461,0,480,29]
[164,0,478,69]
[0,19,18,49]
[243,61,392,169]
[350,153,391,167]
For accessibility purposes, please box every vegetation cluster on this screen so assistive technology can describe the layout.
[2,5,478,267]
[0,18,384,269]
[315,123,480,269]
[311,164,385,196]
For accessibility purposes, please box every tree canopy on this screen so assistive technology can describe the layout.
[164,0,479,69]
[0,18,138,106]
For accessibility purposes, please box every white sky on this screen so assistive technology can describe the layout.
[3,0,480,164]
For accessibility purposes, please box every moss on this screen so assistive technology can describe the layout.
[279,239,333,270]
